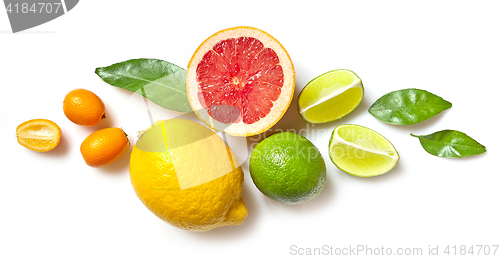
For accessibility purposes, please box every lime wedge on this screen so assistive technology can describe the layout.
[298,69,364,124]
[329,124,399,177]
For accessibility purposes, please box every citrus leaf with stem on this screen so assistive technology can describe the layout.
[411,130,486,158]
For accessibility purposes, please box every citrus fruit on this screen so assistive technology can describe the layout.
[298,69,364,124]
[80,127,129,167]
[249,132,326,204]
[129,119,247,231]
[186,26,295,136]
[63,88,106,126]
[16,119,61,152]
[329,124,399,177]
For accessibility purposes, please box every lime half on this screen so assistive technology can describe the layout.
[329,124,399,177]
[298,69,364,124]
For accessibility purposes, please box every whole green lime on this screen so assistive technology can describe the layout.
[249,132,327,204]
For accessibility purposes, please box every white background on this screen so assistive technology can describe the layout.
[1,1,499,258]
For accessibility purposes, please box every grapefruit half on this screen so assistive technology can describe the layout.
[186,26,295,136]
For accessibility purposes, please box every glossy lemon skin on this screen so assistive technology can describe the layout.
[129,119,247,231]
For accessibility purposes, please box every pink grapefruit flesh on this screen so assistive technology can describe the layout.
[186,26,295,136]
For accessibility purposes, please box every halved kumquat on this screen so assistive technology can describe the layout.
[16,119,62,152]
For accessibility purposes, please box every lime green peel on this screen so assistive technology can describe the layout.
[298,69,364,124]
[329,124,399,177]
[249,132,326,204]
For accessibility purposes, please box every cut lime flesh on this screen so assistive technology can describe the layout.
[329,124,399,177]
[298,69,364,124]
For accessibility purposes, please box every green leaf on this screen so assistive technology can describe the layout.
[369,88,452,125]
[95,59,192,113]
[411,130,486,158]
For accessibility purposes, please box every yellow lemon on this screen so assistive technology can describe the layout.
[129,119,247,231]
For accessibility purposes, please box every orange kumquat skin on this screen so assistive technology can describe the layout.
[80,127,129,167]
[63,88,105,126]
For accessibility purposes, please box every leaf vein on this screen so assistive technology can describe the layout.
[102,70,186,95]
